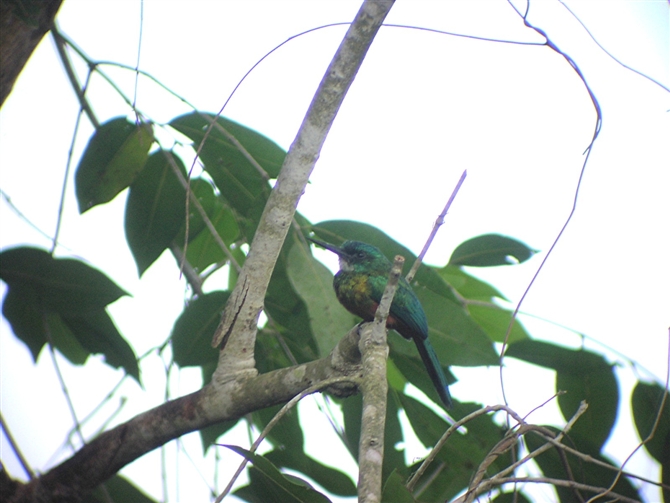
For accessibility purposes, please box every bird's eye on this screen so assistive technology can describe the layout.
[357,252,365,259]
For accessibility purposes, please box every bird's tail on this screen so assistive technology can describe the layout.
[415,338,453,409]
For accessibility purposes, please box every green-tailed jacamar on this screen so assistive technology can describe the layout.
[310,238,452,408]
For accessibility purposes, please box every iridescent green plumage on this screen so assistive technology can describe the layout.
[310,239,452,408]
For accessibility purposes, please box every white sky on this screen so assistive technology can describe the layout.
[1,1,668,501]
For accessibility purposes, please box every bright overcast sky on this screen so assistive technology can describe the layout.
[1,1,668,501]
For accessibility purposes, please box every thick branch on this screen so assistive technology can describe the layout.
[0,0,63,107]
[211,0,395,380]
[10,329,363,503]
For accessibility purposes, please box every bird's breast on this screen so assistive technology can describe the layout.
[334,272,377,320]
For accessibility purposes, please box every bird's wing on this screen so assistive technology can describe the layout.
[389,282,429,340]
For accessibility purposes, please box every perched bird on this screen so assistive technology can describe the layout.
[310,238,452,408]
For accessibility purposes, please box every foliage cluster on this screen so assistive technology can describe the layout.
[1,112,666,502]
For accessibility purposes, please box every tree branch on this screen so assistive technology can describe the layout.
[10,328,363,502]
[357,254,404,502]
[0,0,63,107]
[210,0,396,380]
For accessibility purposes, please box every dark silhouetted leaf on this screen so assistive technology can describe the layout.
[507,340,618,455]
[266,449,356,497]
[62,310,140,383]
[1,248,135,378]
[170,113,284,238]
[200,419,239,454]
[228,445,330,503]
[125,151,187,276]
[84,475,157,503]
[75,117,153,212]
[0,247,128,316]
[526,425,641,502]
[2,283,47,359]
[448,234,535,266]
[632,381,670,464]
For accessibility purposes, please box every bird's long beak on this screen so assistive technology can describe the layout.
[308,237,346,258]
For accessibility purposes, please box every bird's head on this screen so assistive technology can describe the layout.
[309,238,390,273]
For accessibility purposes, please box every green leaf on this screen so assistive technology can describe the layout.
[390,349,456,409]
[176,178,217,242]
[399,393,450,449]
[170,113,284,237]
[180,196,240,273]
[412,286,498,366]
[45,312,89,364]
[439,265,508,301]
[340,393,362,462]
[262,235,321,365]
[448,234,536,267]
[286,242,356,357]
[0,247,128,316]
[400,398,511,501]
[265,449,357,497]
[491,491,532,503]
[339,391,405,482]
[311,220,457,302]
[171,291,229,367]
[310,222,498,365]
[62,310,140,383]
[467,304,529,344]
[632,381,670,464]
[526,425,641,502]
[381,471,416,503]
[2,283,47,359]
[83,475,157,503]
[125,151,187,276]
[75,117,153,213]
[228,446,330,503]
[199,418,239,453]
[506,340,618,454]
[1,248,135,376]
[252,404,303,451]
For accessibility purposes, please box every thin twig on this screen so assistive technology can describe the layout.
[498,0,603,409]
[51,24,99,129]
[587,328,670,502]
[51,70,92,254]
[454,402,589,503]
[0,411,34,479]
[469,476,642,503]
[407,404,526,491]
[406,169,467,283]
[168,242,204,295]
[43,315,86,448]
[214,376,358,502]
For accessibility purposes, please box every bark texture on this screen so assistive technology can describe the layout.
[0,0,63,107]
